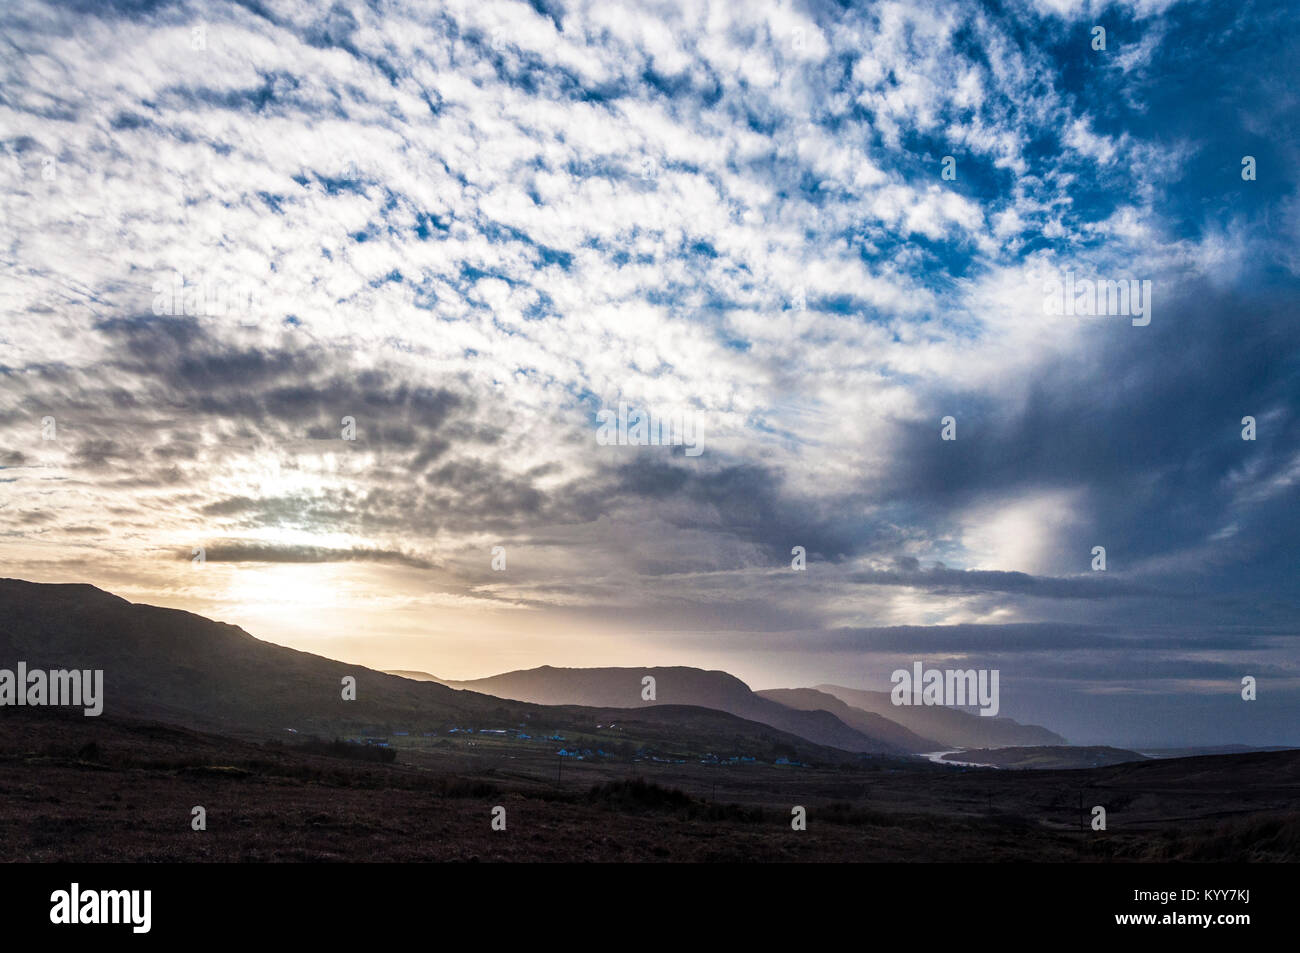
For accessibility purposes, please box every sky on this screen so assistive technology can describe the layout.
[1,0,1297,747]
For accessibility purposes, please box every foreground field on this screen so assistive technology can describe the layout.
[2,709,1296,862]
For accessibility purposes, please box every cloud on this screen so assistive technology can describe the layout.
[189,542,437,569]
[1,0,1297,744]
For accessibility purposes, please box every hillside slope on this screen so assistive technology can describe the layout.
[815,683,1067,748]
[756,687,939,752]
[0,579,856,762]
[406,665,914,754]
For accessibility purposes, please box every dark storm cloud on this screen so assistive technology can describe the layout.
[72,438,125,469]
[611,459,889,563]
[880,278,1300,582]
[94,315,472,442]
[186,542,436,569]
[100,316,322,405]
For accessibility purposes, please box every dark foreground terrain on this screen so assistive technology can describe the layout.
[2,707,1296,862]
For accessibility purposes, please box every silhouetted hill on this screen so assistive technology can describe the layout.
[756,687,939,752]
[412,665,914,754]
[815,683,1066,749]
[0,579,857,762]
[0,579,501,735]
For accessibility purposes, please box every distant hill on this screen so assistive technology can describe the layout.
[755,687,939,752]
[814,683,1066,749]
[385,669,442,682]
[0,579,857,763]
[406,665,916,754]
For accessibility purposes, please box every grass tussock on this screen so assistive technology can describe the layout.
[1138,811,1300,862]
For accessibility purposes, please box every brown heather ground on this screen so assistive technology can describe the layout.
[1,708,1296,862]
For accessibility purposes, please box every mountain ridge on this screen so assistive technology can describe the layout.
[814,683,1067,748]
[0,578,864,763]
[396,664,921,754]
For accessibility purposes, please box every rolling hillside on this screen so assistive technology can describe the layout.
[815,683,1067,749]
[756,687,939,752]
[0,579,858,763]
[393,665,917,754]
